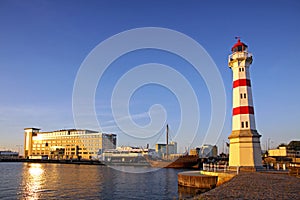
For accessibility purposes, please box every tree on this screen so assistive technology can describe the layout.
[277,143,287,149]
[287,141,300,151]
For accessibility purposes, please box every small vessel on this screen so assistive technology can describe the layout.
[146,155,200,168]
[100,146,152,166]
[146,124,200,169]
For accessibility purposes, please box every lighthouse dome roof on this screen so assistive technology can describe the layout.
[231,38,248,52]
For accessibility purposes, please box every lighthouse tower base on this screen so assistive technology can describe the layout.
[228,130,264,172]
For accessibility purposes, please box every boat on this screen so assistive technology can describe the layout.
[145,124,200,169]
[145,155,200,168]
[99,146,152,166]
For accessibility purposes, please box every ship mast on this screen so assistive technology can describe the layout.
[166,124,169,159]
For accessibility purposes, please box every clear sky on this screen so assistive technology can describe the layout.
[0,0,299,153]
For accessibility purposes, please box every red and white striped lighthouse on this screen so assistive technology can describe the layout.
[228,38,263,171]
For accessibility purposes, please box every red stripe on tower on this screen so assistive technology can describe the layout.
[233,79,251,88]
[233,106,254,115]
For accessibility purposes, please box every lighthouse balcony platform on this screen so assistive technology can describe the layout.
[228,51,253,62]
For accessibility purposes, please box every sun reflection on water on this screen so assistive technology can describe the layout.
[29,163,43,177]
[23,163,45,200]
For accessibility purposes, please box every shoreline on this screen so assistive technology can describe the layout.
[0,158,105,165]
[0,158,200,168]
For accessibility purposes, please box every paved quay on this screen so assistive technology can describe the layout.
[194,172,300,200]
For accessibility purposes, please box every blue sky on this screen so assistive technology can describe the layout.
[0,0,299,153]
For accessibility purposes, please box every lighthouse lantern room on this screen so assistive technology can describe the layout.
[228,38,263,171]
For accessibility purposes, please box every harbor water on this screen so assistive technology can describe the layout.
[0,162,202,199]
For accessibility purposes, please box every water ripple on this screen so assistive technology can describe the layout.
[0,162,196,199]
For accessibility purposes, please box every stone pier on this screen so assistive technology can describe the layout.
[178,171,217,189]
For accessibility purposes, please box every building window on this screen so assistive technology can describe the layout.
[240,93,243,99]
[241,122,244,128]
[245,121,249,128]
[244,93,246,98]
[239,68,241,72]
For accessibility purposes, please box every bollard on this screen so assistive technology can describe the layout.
[237,166,240,174]
[283,163,286,171]
[277,163,280,170]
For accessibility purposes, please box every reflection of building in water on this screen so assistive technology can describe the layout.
[155,141,177,157]
[24,128,116,160]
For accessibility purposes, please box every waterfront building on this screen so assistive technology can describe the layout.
[268,146,288,157]
[228,38,263,170]
[155,141,177,157]
[0,150,19,159]
[24,128,116,160]
[197,145,218,158]
[268,141,300,163]
[189,148,199,156]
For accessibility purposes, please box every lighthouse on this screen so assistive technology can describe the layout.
[228,38,263,171]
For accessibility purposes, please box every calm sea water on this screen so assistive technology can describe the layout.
[0,162,201,199]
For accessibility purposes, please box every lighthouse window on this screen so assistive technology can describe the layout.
[241,122,244,128]
[240,93,247,99]
[245,121,249,128]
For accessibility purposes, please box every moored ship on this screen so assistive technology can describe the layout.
[145,124,200,169]
[100,146,153,166]
[145,154,200,169]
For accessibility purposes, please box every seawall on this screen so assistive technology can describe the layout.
[178,171,218,189]
[200,171,236,186]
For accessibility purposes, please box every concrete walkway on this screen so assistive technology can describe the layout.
[194,172,300,200]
